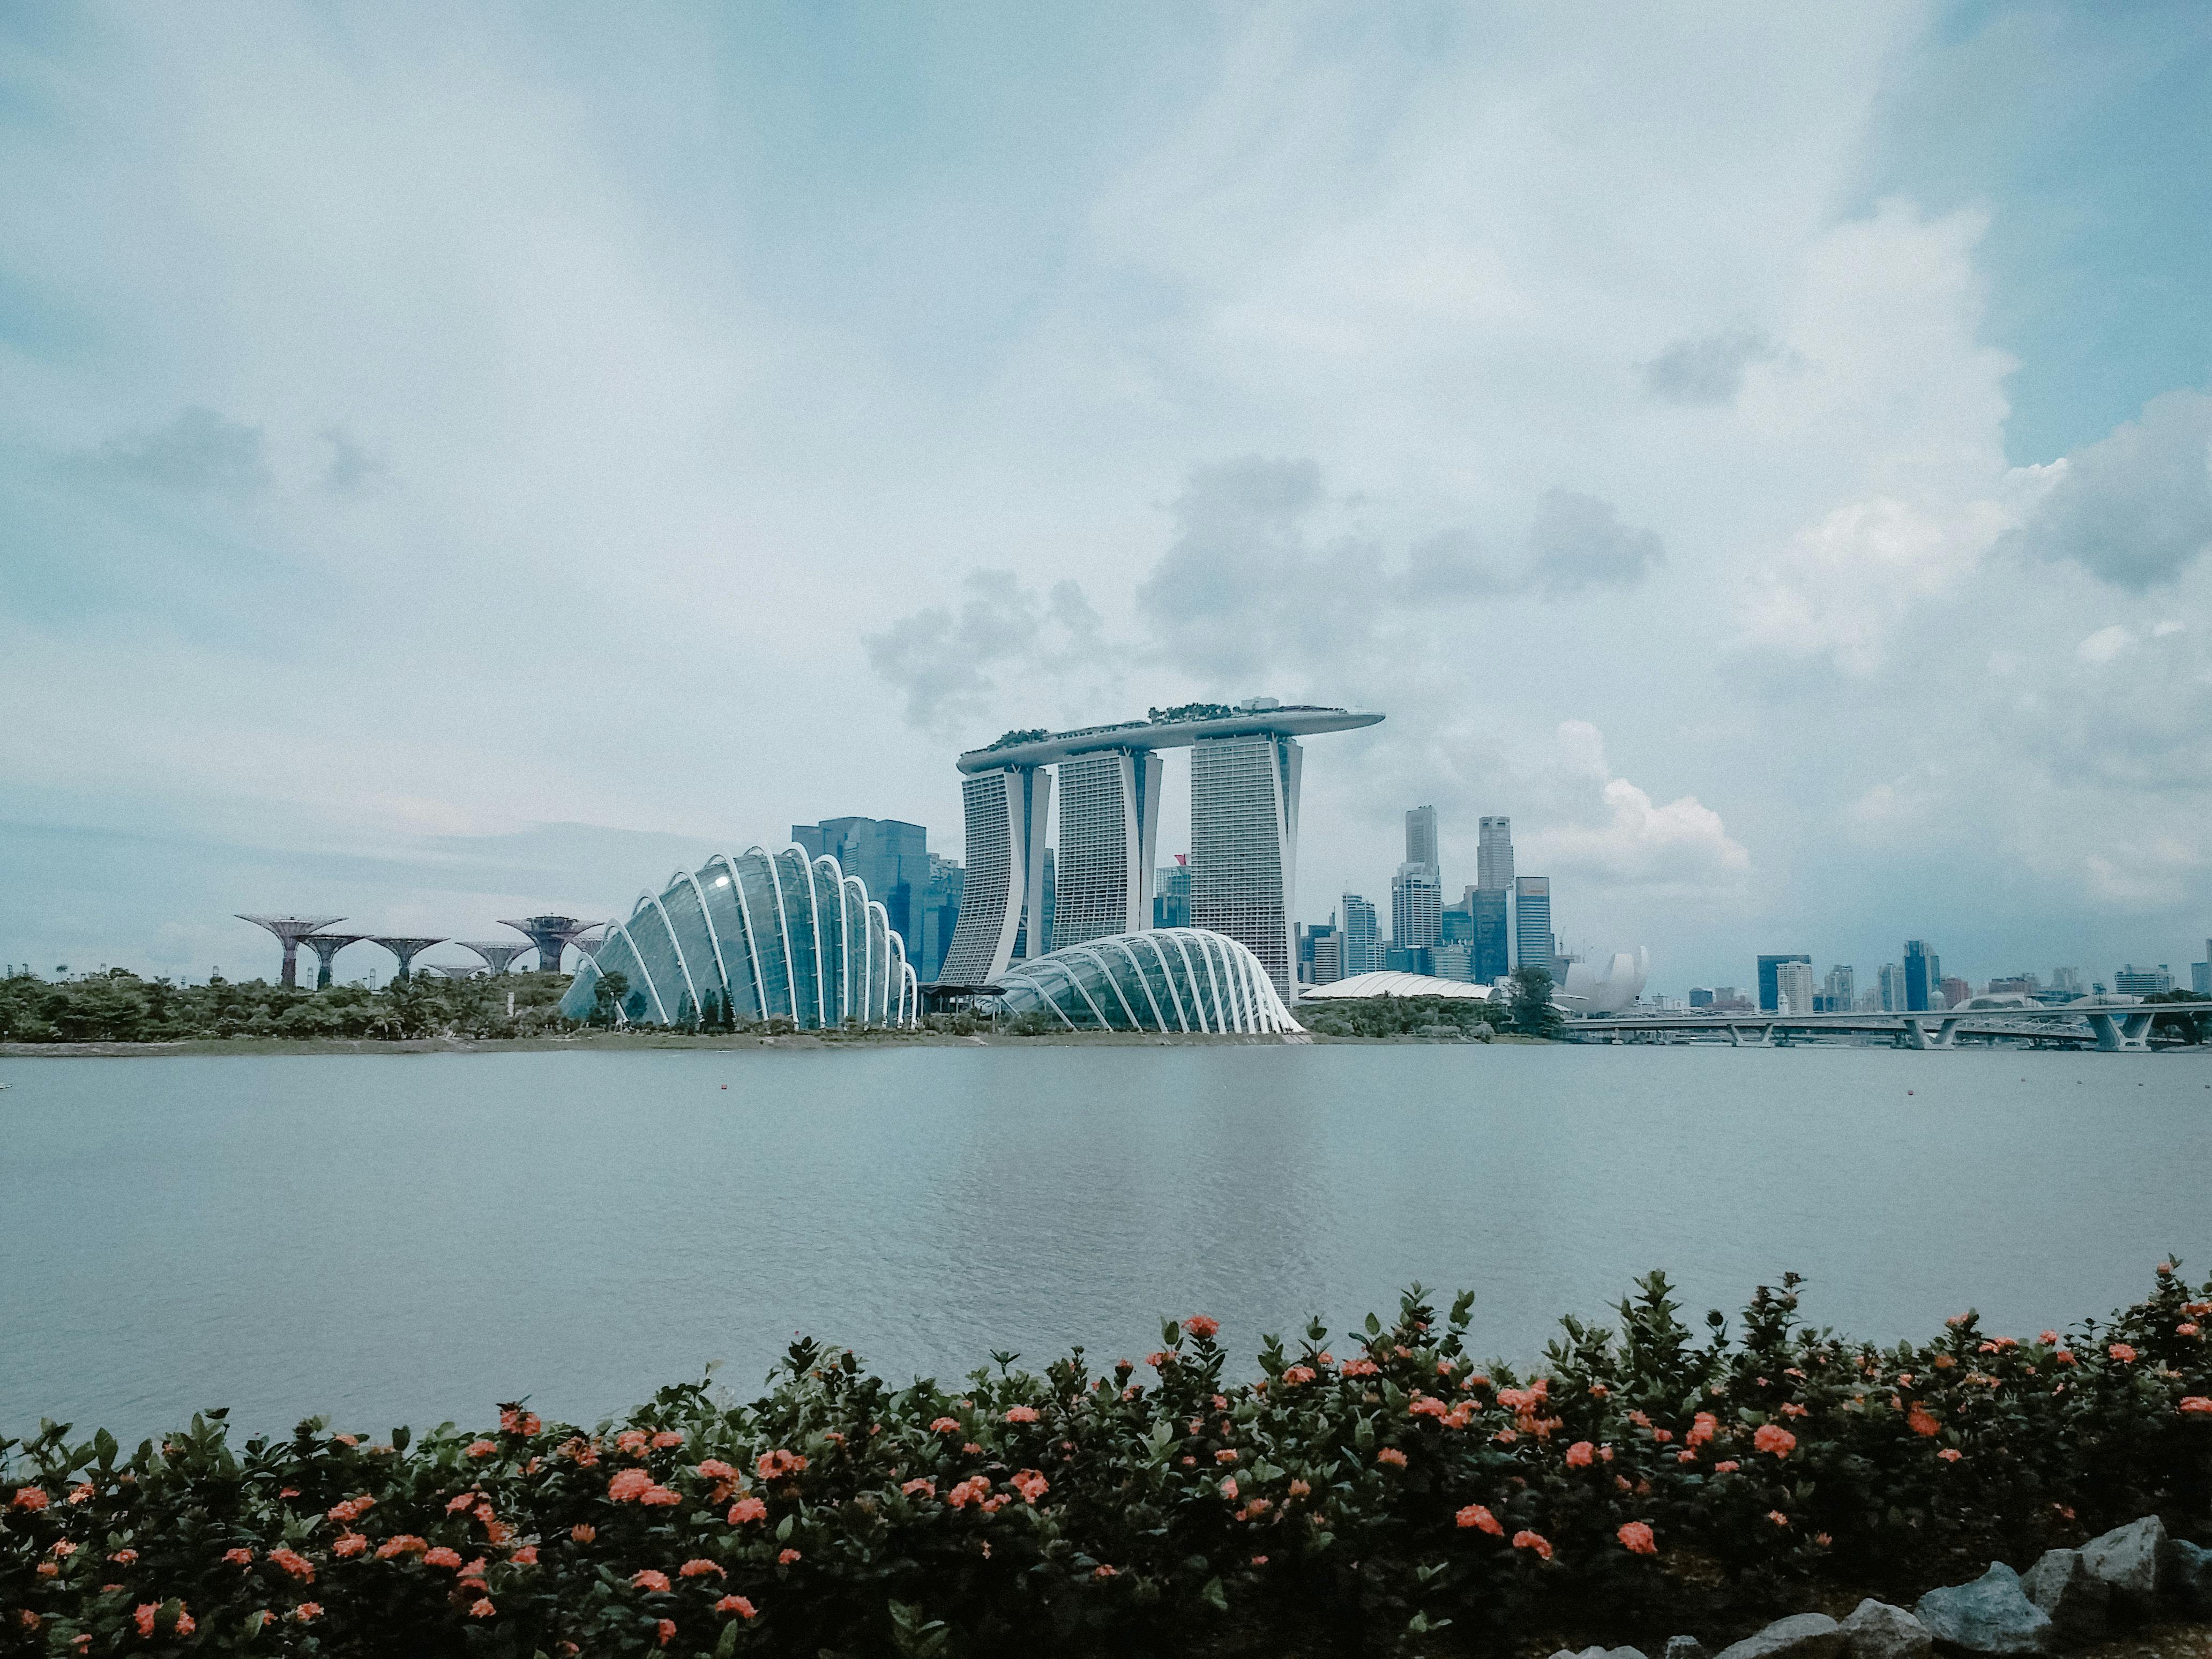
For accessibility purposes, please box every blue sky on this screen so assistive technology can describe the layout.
[3,1,2209,992]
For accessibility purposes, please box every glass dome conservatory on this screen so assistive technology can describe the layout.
[559,847,917,1029]
[992,928,1302,1034]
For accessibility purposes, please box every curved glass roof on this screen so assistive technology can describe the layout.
[1299,971,1496,1001]
[558,847,917,1030]
[993,928,1303,1034]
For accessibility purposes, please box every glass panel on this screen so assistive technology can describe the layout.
[593,930,657,1025]
[660,876,727,1019]
[626,902,691,1025]
[775,850,821,1027]
[701,862,764,1022]
[557,957,601,1021]
[737,853,791,1021]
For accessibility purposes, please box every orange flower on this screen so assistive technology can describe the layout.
[1617,1521,1657,1556]
[571,1524,597,1543]
[2039,1331,2060,1344]
[778,1548,801,1565]
[930,1417,961,1433]
[446,1492,480,1513]
[1769,1510,1790,1527]
[756,1449,807,1480]
[2179,1324,2200,1337]
[1713,1461,1739,1474]
[651,1430,684,1449]
[425,1547,464,1570]
[639,1485,681,1506]
[1565,1441,1595,1468]
[1907,1403,1941,1437]
[1005,1404,1040,1424]
[655,1618,676,1646]
[469,1598,496,1618]
[109,1550,139,1565]
[2180,1396,2212,1415]
[632,1569,671,1592]
[67,1483,94,1505]
[465,1439,498,1459]
[133,1605,158,1638]
[1184,1316,1221,1339]
[947,1476,990,1509]
[512,1545,539,1565]
[223,1548,255,1566]
[616,1430,650,1454]
[2109,1343,2138,1363]
[375,1536,428,1560]
[716,1595,758,1617]
[1011,1469,1049,1504]
[333,1532,367,1558]
[1092,1565,1119,1580]
[1511,1530,1553,1560]
[1456,1504,1504,1535]
[268,1547,315,1583]
[1752,1424,1796,1458]
[1938,1448,1963,1462]
[728,1497,768,1524]
[1215,1448,1239,1463]
[1687,1413,1718,1447]
[608,1468,655,1503]
[696,1459,737,1482]
[327,1495,375,1523]
[291,1603,323,1624]
[1283,1365,1316,1385]
[901,1477,936,1498]
[1377,1447,1407,1468]
[680,1559,725,1580]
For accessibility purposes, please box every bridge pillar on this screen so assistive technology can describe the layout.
[1931,1018,1959,1050]
[1726,1023,1774,1048]
[1903,1016,1927,1050]
[2086,1011,2157,1052]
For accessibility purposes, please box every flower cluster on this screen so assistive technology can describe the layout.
[3,1268,2208,1655]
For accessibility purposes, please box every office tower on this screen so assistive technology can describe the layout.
[1477,816,1514,891]
[1392,862,1442,950]
[2050,966,2083,995]
[1756,953,1812,1013]
[791,817,965,983]
[940,766,1051,983]
[1153,857,1191,928]
[1341,893,1380,975]
[1902,940,1941,1011]
[1467,888,1508,981]
[1775,959,1816,1017]
[2113,964,2174,996]
[1429,943,1473,981]
[1512,877,1552,976]
[1051,748,1163,947]
[1877,962,1906,1012]
[1190,732,1303,996]
[1405,805,1439,880]
[1299,921,1337,984]
[2193,945,2210,997]
[1939,975,1970,1010]
[1688,987,1714,1009]
[1821,964,1856,1013]
[1311,932,1343,984]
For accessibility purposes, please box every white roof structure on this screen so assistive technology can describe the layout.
[1301,970,1493,1002]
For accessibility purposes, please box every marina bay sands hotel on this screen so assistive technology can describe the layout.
[939,699,1383,997]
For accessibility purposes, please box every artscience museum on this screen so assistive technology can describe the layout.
[559,847,918,1029]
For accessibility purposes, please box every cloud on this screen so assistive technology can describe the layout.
[1642,328,1777,405]
[1525,489,1664,595]
[2009,390,2212,590]
[79,407,271,498]
[319,425,387,496]
[2075,624,2133,665]
[864,571,1110,732]
[1523,722,1748,893]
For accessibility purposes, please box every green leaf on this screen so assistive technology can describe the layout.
[776,1512,795,1542]
[1201,1575,1228,1612]
[392,1425,411,1453]
[714,1624,739,1659]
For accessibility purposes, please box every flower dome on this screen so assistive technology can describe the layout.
[560,847,916,1029]
[993,928,1302,1034]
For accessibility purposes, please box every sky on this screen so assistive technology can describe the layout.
[2,1,2209,993]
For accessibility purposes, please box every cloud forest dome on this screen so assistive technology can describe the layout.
[992,928,1302,1035]
[558,847,916,1029]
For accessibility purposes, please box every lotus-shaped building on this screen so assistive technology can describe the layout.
[992,928,1302,1034]
[559,847,917,1029]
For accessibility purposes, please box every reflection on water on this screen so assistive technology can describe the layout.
[1,1044,2206,1439]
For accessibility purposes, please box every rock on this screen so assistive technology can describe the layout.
[1914,1564,2056,1656]
[2021,1549,2108,1642]
[2164,1538,2211,1617]
[1548,1648,1647,1659]
[1715,1612,1843,1659]
[1839,1598,1933,1659]
[1666,1638,1711,1659]
[2077,1515,2166,1616]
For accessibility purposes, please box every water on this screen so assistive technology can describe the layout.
[2,1044,2207,1443]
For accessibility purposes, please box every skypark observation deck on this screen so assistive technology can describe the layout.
[940,703,1384,998]
[1566,1001,2212,1052]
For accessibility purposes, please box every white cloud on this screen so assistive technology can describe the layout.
[2075,624,2134,665]
[1523,722,1749,893]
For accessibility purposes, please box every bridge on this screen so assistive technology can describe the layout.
[1565,1000,2212,1053]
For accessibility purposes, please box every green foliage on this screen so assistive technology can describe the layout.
[985,728,1050,751]
[1508,965,1565,1038]
[2140,989,2206,1045]
[4,1267,2207,1655]
[1146,703,1236,723]
[1297,995,1504,1040]
[0,967,577,1044]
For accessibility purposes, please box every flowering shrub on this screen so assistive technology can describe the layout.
[4,1266,2208,1656]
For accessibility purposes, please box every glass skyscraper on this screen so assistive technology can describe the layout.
[1903,940,1941,1012]
[1512,876,1552,976]
[790,816,963,984]
[1341,893,1380,975]
[1477,816,1514,892]
[1757,952,1811,1013]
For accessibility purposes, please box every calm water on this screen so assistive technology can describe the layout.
[2,1044,2207,1443]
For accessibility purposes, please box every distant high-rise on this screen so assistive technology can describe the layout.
[940,767,1051,983]
[1878,962,1907,1012]
[791,817,965,983]
[1392,862,1442,950]
[1477,817,1514,891]
[1775,960,1816,1017]
[2193,944,2210,997]
[1310,931,1343,984]
[1820,964,1856,1013]
[2113,964,2174,996]
[1688,987,1714,1009]
[1405,805,1439,879]
[1428,943,1473,982]
[1757,953,1811,1013]
[1153,856,1191,929]
[1050,748,1163,948]
[1512,877,1552,976]
[2050,966,2083,996]
[1939,976,1970,1010]
[1341,893,1381,975]
[1903,940,1940,1012]
[1190,733,1302,996]
[1466,888,1508,981]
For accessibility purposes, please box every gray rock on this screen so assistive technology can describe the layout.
[1914,1564,2056,1656]
[2164,1538,2211,1617]
[2020,1548,2107,1643]
[1839,1598,1933,1659]
[1666,1639,1711,1659]
[1715,1612,1843,1659]
[2077,1515,2166,1616]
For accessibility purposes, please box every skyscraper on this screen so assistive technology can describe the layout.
[1153,857,1190,928]
[1512,877,1552,976]
[1757,953,1811,1013]
[1775,959,1816,1016]
[940,766,1051,983]
[1878,962,1906,1012]
[1469,888,1509,981]
[1310,931,1343,984]
[1477,816,1514,891]
[1903,940,1940,1012]
[1190,732,1302,996]
[1341,893,1380,975]
[1821,964,1856,1013]
[1051,747,1163,947]
[1405,805,1439,879]
[790,817,965,983]
[2193,942,2209,997]
[1391,862,1442,950]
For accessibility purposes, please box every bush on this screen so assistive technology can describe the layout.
[1300,996,1503,1041]
[3,1267,2208,1656]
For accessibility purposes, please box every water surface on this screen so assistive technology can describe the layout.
[2,1044,2205,1441]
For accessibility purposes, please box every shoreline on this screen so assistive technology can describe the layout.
[0,1030,1554,1057]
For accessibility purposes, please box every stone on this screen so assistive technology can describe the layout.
[1914,1564,2056,1656]
[2076,1515,2166,1616]
[2021,1549,2108,1642]
[1839,1598,1934,1659]
[2164,1538,2211,1617]
[1666,1638,1712,1659]
[1714,1612,1844,1659]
